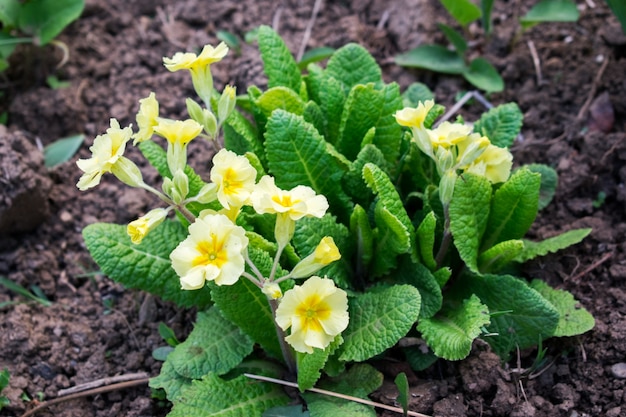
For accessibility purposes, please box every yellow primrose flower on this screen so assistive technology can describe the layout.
[162,42,229,72]
[76,118,133,191]
[394,100,434,128]
[251,176,329,246]
[170,212,249,289]
[127,208,168,244]
[153,119,203,173]
[133,92,159,145]
[275,276,349,354]
[262,281,283,300]
[465,144,513,184]
[210,149,257,210]
[427,121,473,150]
[291,237,341,279]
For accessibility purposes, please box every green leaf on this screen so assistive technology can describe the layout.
[255,86,305,117]
[418,294,490,361]
[43,134,84,168]
[481,167,541,250]
[520,0,579,29]
[363,163,415,277]
[514,228,591,263]
[439,0,482,26]
[257,25,302,92]
[0,0,20,28]
[342,144,385,207]
[463,57,504,93]
[217,30,241,53]
[298,46,335,70]
[149,359,192,402]
[303,100,326,136]
[263,405,310,417]
[524,163,558,210]
[0,368,9,391]
[478,239,524,273]
[210,249,283,359]
[325,43,382,94]
[416,211,437,270]
[481,0,495,34]
[395,256,442,319]
[403,346,438,371]
[394,373,409,417]
[437,23,467,54]
[395,45,466,75]
[473,102,523,148]
[168,308,253,379]
[401,82,434,108]
[82,221,212,308]
[297,336,342,391]
[169,373,289,417]
[293,215,352,288]
[0,276,52,306]
[304,65,346,143]
[529,280,594,337]
[340,285,421,361]
[451,272,559,357]
[449,173,492,273]
[350,205,374,281]
[265,109,352,220]
[19,0,84,45]
[607,0,626,34]
[158,322,180,347]
[224,109,265,165]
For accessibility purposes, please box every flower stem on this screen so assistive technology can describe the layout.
[435,205,451,269]
[268,298,296,375]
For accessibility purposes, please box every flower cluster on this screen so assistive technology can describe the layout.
[76,42,349,356]
[395,100,513,205]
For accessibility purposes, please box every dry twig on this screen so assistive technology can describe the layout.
[576,56,609,120]
[526,40,543,86]
[297,0,323,62]
[569,251,613,282]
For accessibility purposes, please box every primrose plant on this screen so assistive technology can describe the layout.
[79,26,594,416]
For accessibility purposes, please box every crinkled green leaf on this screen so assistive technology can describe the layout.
[463,57,504,93]
[298,46,335,70]
[451,272,559,358]
[529,280,594,337]
[342,144,385,206]
[303,100,326,136]
[325,43,382,94]
[255,86,305,117]
[521,0,579,29]
[401,82,434,108]
[168,308,253,379]
[210,248,287,359]
[482,167,540,250]
[418,295,490,361]
[395,45,466,75]
[0,0,20,28]
[305,65,346,143]
[224,110,265,165]
[363,163,415,277]
[524,163,558,210]
[473,103,523,148]
[263,405,310,417]
[265,109,352,220]
[514,228,591,263]
[293,215,352,288]
[337,84,382,161]
[257,25,302,92]
[82,221,212,308]
[478,239,524,273]
[297,335,342,391]
[340,285,420,361]
[449,173,492,273]
[372,83,404,165]
[149,359,192,402]
[169,373,289,417]
[607,0,626,34]
[395,256,442,319]
[19,0,84,45]
[416,211,437,270]
[349,205,374,282]
[439,0,482,25]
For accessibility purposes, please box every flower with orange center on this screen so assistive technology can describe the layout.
[275,276,349,354]
[170,212,248,289]
[210,149,257,210]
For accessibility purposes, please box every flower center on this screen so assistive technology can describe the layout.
[296,294,331,332]
[193,234,228,268]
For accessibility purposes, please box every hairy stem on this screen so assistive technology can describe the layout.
[268,298,296,375]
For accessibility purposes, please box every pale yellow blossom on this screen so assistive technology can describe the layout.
[291,237,341,279]
[465,144,513,184]
[163,43,229,72]
[170,213,249,289]
[127,208,168,244]
[153,119,203,173]
[427,121,473,150]
[262,281,283,300]
[275,276,349,353]
[133,92,159,144]
[210,149,257,210]
[76,119,134,191]
[394,100,434,128]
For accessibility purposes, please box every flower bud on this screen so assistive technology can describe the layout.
[261,281,283,300]
[290,236,341,279]
[127,208,168,244]
[438,170,458,206]
[218,85,237,124]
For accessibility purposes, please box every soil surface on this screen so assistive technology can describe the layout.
[1,0,626,416]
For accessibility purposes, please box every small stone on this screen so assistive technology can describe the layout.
[606,406,622,417]
[611,363,626,379]
[59,210,73,223]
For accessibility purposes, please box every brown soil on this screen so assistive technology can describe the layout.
[1,0,625,416]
